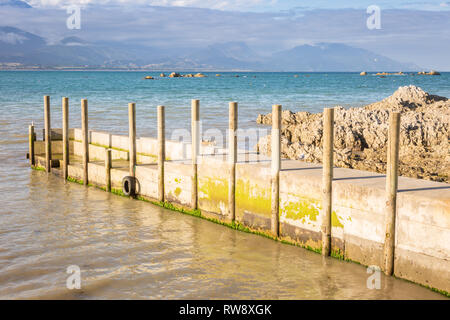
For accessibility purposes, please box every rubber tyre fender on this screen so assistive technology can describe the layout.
[122,176,136,197]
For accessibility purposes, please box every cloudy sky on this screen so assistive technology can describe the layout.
[24,0,450,11]
[2,0,450,69]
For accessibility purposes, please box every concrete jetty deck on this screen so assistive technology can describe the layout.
[29,125,450,296]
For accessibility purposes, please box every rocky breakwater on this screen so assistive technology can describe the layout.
[256,86,449,182]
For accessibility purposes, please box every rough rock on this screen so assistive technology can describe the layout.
[255,85,450,182]
[418,70,441,75]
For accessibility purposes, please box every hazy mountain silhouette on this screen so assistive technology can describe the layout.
[267,43,418,71]
[0,0,31,8]
[0,26,420,71]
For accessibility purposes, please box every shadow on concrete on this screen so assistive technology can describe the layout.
[334,175,385,181]
[236,159,271,164]
[398,186,450,193]
[281,167,323,171]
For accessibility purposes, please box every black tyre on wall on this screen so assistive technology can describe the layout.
[122,176,136,197]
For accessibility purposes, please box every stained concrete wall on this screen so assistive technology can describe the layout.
[34,128,450,294]
[198,157,230,217]
[73,128,216,161]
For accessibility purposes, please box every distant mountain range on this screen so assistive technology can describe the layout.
[0,25,420,71]
[0,0,31,8]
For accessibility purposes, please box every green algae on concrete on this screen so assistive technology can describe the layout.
[31,165,46,172]
[67,176,84,185]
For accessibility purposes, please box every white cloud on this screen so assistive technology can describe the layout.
[27,0,278,11]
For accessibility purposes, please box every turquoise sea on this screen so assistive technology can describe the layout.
[1,71,449,140]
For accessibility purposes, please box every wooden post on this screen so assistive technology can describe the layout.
[228,102,238,221]
[128,103,136,177]
[62,97,69,180]
[81,99,89,186]
[321,108,334,256]
[157,105,165,202]
[105,148,112,192]
[28,124,35,166]
[191,99,199,209]
[383,112,401,275]
[271,104,281,237]
[44,95,51,173]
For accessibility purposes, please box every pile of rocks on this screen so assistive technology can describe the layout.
[168,72,206,78]
[256,85,449,182]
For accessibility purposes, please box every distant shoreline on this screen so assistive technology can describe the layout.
[0,69,448,73]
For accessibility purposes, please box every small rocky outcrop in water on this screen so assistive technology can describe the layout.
[256,85,450,182]
[418,70,441,76]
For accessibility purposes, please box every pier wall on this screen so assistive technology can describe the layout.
[32,128,450,294]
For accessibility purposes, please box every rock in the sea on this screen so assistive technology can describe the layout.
[169,72,181,78]
[160,73,166,77]
[360,71,367,76]
[418,70,441,75]
[144,76,154,79]
[375,72,404,76]
[255,85,450,182]
[194,73,206,78]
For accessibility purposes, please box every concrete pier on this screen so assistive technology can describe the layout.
[29,101,450,296]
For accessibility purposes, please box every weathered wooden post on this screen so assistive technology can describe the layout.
[128,103,137,177]
[228,102,238,221]
[383,112,401,275]
[81,99,89,186]
[321,107,334,256]
[271,104,281,237]
[158,105,165,202]
[28,123,35,166]
[62,97,69,180]
[105,148,112,192]
[191,99,200,209]
[44,95,51,173]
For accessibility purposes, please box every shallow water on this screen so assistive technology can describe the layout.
[0,131,446,300]
[0,71,447,299]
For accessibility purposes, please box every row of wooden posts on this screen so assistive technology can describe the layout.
[29,96,401,276]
